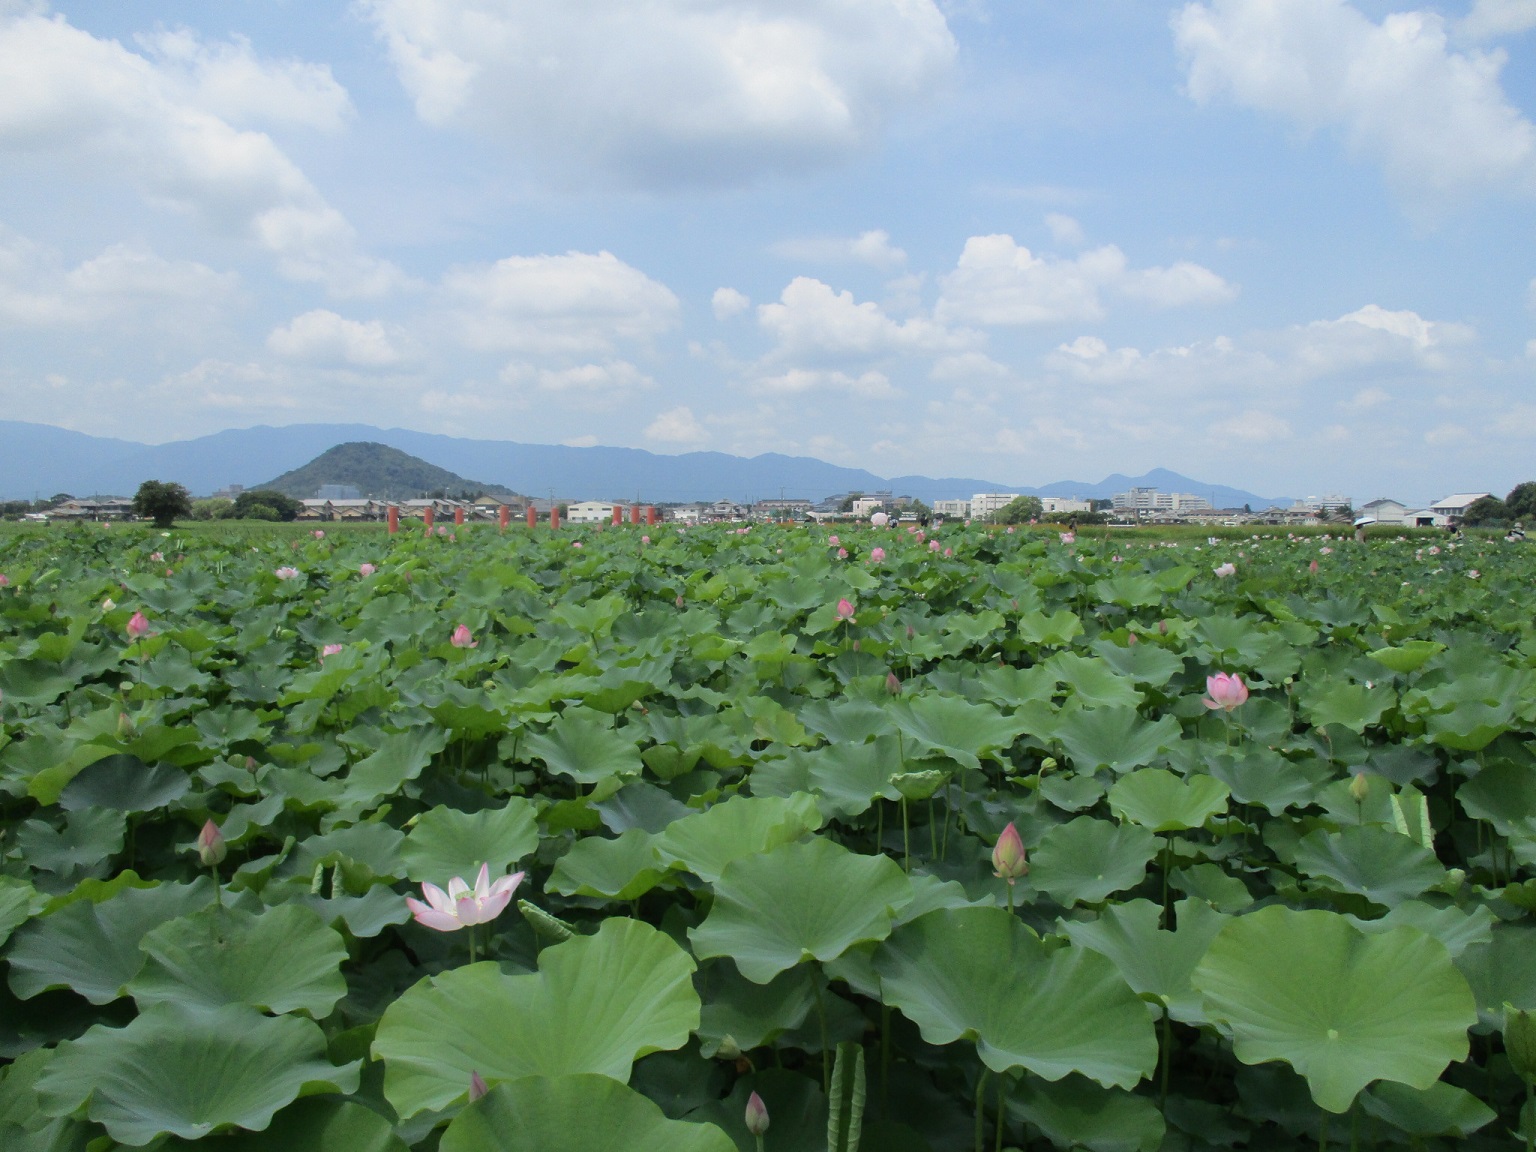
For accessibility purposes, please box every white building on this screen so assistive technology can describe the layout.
[566,501,618,523]
[933,499,971,519]
[1041,497,1092,515]
[971,493,1021,520]
[1292,494,1353,514]
[850,497,887,517]
[1358,498,1409,525]
[1111,488,1212,514]
[1409,493,1491,527]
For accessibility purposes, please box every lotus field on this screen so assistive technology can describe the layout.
[3,520,1536,1152]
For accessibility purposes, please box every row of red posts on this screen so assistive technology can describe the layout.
[385,504,655,534]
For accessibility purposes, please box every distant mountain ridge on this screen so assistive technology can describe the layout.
[0,421,1293,508]
[260,443,519,500]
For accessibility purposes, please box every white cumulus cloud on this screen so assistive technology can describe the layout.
[712,287,751,320]
[1174,0,1536,204]
[754,367,896,397]
[502,359,654,392]
[758,276,971,358]
[1458,0,1536,41]
[645,405,709,444]
[359,0,956,186]
[771,229,909,269]
[266,310,401,366]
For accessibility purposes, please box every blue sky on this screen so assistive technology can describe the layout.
[1,0,1533,504]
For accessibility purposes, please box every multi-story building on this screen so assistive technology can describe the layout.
[1111,488,1213,515]
[566,501,618,523]
[932,499,971,519]
[1040,497,1092,514]
[970,493,1021,520]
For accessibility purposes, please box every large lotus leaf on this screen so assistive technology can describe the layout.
[15,808,125,883]
[1047,653,1143,710]
[57,755,189,813]
[797,698,895,743]
[889,695,1032,771]
[1456,761,1536,836]
[750,737,904,818]
[874,906,1156,1087]
[401,800,539,883]
[333,729,448,814]
[689,836,912,983]
[1297,679,1393,734]
[1108,769,1229,832]
[0,877,41,948]
[1454,923,1536,1028]
[35,1002,359,1146]
[1365,641,1445,675]
[1290,826,1445,907]
[440,1076,735,1152]
[1191,906,1476,1113]
[594,780,691,834]
[1344,900,1494,959]
[1206,747,1323,815]
[163,1097,408,1152]
[1018,609,1085,646]
[8,880,213,1003]
[128,903,347,1016]
[1005,1074,1166,1152]
[548,828,667,901]
[372,917,699,1119]
[523,708,643,785]
[654,794,822,883]
[1061,899,1230,1024]
[1425,699,1517,752]
[1090,640,1184,688]
[1094,575,1164,609]
[695,961,817,1058]
[1359,1080,1495,1138]
[1055,707,1181,774]
[1039,772,1107,813]
[1030,816,1158,907]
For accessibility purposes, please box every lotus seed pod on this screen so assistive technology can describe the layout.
[1505,1005,1536,1084]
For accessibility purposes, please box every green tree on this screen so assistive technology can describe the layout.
[232,490,303,522]
[994,495,1043,524]
[1504,482,1536,521]
[132,480,192,528]
[1461,495,1509,526]
[189,498,234,521]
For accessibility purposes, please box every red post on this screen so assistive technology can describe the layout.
[387,505,399,534]
[645,505,657,525]
[454,506,465,527]
[611,505,622,526]
[630,504,641,525]
[526,505,537,528]
[423,506,435,529]
[498,505,510,530]
[550,505,561,530]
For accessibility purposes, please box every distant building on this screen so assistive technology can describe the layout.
[1041,497,1091,515]
[970,493,1021,520]
[49,496,135,519]
[1413,493,1491,527]
[211,484,244,500]
[1292,494,1353,514]
[933,499,971,519]
[754,499,812,519]
[851,495,891,517]
[1111,488,1212,515]
[566,501,617,523]
[1358,498,1409,525]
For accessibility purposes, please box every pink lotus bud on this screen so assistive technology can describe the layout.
[321,644,344,660]
[676,594,685,608]
[943,547,952,557]
[1127,632,1138,645]
[869,547,886,563]
[359,563,376,576]
[641,535,650,544]
[929,540,940,551]
[885,672,902,695]
[126,611,149,640]
[117,712,134,739]
[450,624,477,649]
[1203,671,1249,712]
[312,530,325,539]
[745,1091,770,1137]
[0,574,9,587]
[196,819,227,867]
[835,598,855,621]
[469,1071,489,1102]
[837,548,848,559]
[906,624,914,640]
[992,822,1027,883]
[828,535,840,547]
[166,569,174,577]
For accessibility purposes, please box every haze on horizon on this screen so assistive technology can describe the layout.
[0,0,1533,503]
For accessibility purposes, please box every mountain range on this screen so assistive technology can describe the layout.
[0,421,1292,508]
[260,443,519,501]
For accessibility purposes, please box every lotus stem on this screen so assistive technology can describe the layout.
[1160,1007,1171,1106]
[928,796,937,861]
[901,797,910,875]
[814,973,830,1094]
[1318,1109,1328,1152]
[469,925,477,964]
[973,1069,989,1152]
[1526,1082,1534,1152]
[994,1072,1005,1152]
[880,1004,891,1117]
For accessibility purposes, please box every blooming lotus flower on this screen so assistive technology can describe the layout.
[450,624,477,649]
[312,530,325,539]
[870,547,886,563]
[828,535,840,546]
[196,819,227,867]
[929,540,940,551]
[641,535,650,543]
[745,1091,770,1137]
[1214,562,1236,577]
[836,548,848,559]
[126,611,149,640]
[150,552,163,562]
[1320,546,1333,555]
[1203,672,1249,712]
[572,541,583,548]
[943,547,952,557]
[359,563,376,576]
[321,643,344,660]
[1060,532,1076,545]
[835,598,856,621]
[405,864,524,931]
[992,822,1027,883]
[275,566,301,580]
[1469,569,1480,579]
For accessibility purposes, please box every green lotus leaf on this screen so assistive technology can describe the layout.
[874,906,1157,1087]
[889,695,1033,771]
[750,737,905,818]
[548,828,667,901]
[8,880,213,1003]
[655,793,822,883]
[1191,906,1476,1112]
[1093,575,1164,609]
[1055,707,1182,774]
[1344,900,1494,958]
[1206,747,1324,814]
[1454,924,1536,1029]
[0,877,41,948]
[439,1076,735,1152]
[1005,1073,1166,1152]
[15,808,125,884]
[333,729,449,815]
[1061,899,1230,1024]
[1108,769,1229,832]
[401,800,539,883]
[1457,761,1536,837]
[1090,640,1184,687]
[1030,816,1159,907]
[57,755,189,814]
[372,917,699,1119]
[163,1097,408,1152]
[1039,772,1106,812]
[1359,1080,1495,1138]
[34,1002,359,1146]
[689,836,912,983]
[1297,679,1393,734]
[1169,864,1253,913]
[523,708,643,785]
[1018,609,1085,646]
[695,961,817,1058]
[128,903,347,1016]
[1290,825,1446,907]
[1365,640,1445,674]
[1048,653,1143,710]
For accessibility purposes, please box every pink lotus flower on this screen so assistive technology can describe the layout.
[1203,672,1249,712]
[835,598,856,621]
[885,672,902,695]
[870,512,889,527]
[641,535,650,544]
[928,540,940,552]
[1428,545,1441,555]
[450,624,477,649]
[836,548,848,559]
[275,566,301,580]
[312,530,325,539]
[943,547,953,557]
[572,541,583,548]
[0,574,8,587]
[1060,532,1076,545]
[1006,526,1015,534]
[828,535,840,547]
[405,864,524,932]
[196,819,227,867]
[437,526,449,536]
[126,611,150,640]
[150,552,163,562]
[1320,546,1333,555]
[745,1091,770,1137]
[1468,569,1480,579]
[321,643,344,660]
[359,563,377,576]
[676,594,686,608]
[869,547,886,563]
[165,569,174,577]
[1309,560,1319,573]
[992,822,1027,883]
[1214,562,1236,578]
